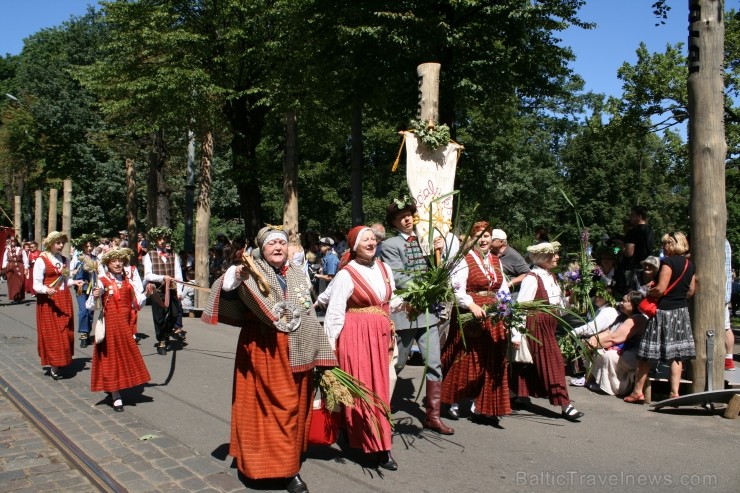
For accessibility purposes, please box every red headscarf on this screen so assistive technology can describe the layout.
[339,226,372,269]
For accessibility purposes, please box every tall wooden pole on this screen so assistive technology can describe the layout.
[62,180,72,257]
[13,196,21,239]
[195,131,213,308]
[417,63,441,125]
[283,111,299,239]
[47,188,58,236]
[34,190,43,242]
[688,0,727,392]
[126,158,138,262]
[417,62,442,265]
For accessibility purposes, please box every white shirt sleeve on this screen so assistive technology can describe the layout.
[314,277,334,309]
[323,270,354,350]
[518,273,537,303]
[174,256,184,296]
[142,253,164,284]
[571,306,619,337]
[451,260,473,308]
[22,250,29,269]
[221,265,243,292]
[32,256,48,294]
[1,249,7,269]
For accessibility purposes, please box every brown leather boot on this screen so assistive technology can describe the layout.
[423,380,454,435]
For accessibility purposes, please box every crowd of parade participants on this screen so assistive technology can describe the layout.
[3,201,734,493]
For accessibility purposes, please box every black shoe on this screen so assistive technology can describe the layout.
[377,451,398,471]
[286,474,308,493]
[49,370,64,381]
[157,342,167,355]
[172,330,187,341]
[80,334,89,348]
[113,404,124,412]
[562,404,584,422]
[446,404,460,420]
[469,414,500,426]
[133,333,142,343]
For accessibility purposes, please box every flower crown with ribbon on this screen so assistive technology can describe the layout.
[526,241,561,255]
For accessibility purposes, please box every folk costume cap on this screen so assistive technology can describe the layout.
[385,195,418,228]
[71,233,98,250]
[526,241,561,255]
[101,248,132,265]
[347,226,372,252]
[318,237,335,246]
[43,231,68,250]
[256,225,288,251]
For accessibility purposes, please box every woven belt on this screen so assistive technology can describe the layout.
[474,290,494,296]
[347,306,387,316]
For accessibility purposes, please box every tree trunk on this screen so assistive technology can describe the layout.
[62,179,72,257]
[282,111,299,240]
[48,188,57,234]
[688,0,727,393]
[34,190,42,242]
[147,129,170,229]
[226,99,266,240]
[416,63,441,125]
[13,196,21,240]
[184,129,196,252]
[195,130,213,307]
[350,103,364,227]
[125,158,137,263]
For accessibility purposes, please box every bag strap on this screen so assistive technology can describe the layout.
[662,258,689,296]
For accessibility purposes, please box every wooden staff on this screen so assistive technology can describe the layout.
[241,251,270,296]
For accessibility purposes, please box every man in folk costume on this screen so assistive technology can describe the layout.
[33,232,84,380]
[142,227,184,355]
[380,199,455,435]
[2,236,29,303]
[201,225,337,493]
[70,234,98,348]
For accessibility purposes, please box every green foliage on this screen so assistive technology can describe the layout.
[409,120,451,151]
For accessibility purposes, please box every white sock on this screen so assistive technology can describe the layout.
[113,398,123,407]
[727,354,734,359]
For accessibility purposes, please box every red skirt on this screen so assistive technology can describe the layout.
[36,290,74,367]
[6,265,25,302]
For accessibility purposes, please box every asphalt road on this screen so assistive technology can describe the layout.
[1,291,739,493]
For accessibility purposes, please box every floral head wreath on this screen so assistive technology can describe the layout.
[71,233,98,251]
[101,248,131,265]
[148,226,173,242]
[526,241,561,255]
[393,195,414,210]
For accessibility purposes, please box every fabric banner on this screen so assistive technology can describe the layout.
[404,132,462,256]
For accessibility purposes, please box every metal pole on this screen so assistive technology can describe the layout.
[706,330,714,392]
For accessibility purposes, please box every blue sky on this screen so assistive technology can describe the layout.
[0,1,737,100]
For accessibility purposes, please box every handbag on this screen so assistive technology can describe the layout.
[94,310,106,344]
[638,259,689,318]
[509,337,533,364]
[307,389,339,446]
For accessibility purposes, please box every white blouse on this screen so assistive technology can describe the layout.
[2,247,29,269]
[86,272,147,310]
[518,266,564,305]
[32,252,74,294]
[451,252,510,309]
[323,260,400,350]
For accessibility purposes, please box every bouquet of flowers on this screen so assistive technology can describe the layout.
[317,367,392,437]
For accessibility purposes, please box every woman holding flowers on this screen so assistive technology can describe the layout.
[324,225,399,471]
[206,225,336,493]
[71,236,97,348]
[510,241,585,422]
[89,249,150,412]
[441,221,511,425]
[33,232,83,380]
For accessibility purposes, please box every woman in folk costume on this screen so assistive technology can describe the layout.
[203,225,336,493]
[2,236,29,303]
[324,226,400,471]
[70,235,98,348]
[33,232,84,380]
[510,241,585,422]
[441,221,511,425]
[25,241,40,295]
[98,246,146,343]
[88,248,150,412]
